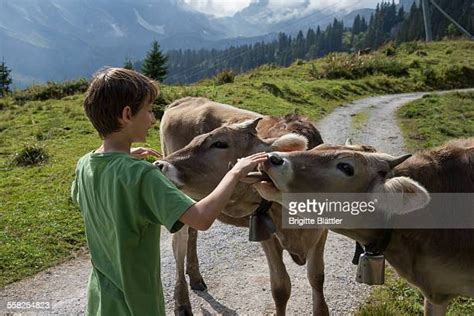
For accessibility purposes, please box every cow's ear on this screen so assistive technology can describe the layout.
[271,133,308,152]
[371,176,430,215]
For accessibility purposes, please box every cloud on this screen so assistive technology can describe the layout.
[183,0,252,17]
[183,0,385,17]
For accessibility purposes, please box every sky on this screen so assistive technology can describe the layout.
[183,0,385,17]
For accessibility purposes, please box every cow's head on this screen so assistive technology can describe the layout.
[155,118,308,216]
[253,147,430,215]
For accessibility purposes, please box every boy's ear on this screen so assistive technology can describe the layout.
[371,176,431,215]
[270,133,308,152]
[121,106,133,122]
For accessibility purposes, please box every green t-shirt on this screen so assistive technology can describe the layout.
[71,151,195,316]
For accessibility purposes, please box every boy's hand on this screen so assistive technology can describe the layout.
[230,152,268,180]
[130,147,162,159]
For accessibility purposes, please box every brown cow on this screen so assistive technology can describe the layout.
[158,97,327,315]
[253,138,474,316]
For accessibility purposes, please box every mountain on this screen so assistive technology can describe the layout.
[214,0,373,38]
[0,0,373,87]
[0,0,226,86]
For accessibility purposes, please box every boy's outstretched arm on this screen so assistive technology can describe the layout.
[179,152,268,231]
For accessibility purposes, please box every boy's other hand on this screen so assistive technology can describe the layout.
[130,147,162,159]
[231,152,268,180]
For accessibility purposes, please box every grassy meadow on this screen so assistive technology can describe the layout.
[1,40,474,316]
[398,91,474,151]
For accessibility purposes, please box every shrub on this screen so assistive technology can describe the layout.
[416,50,428,56]
[308,64,321,79]
[410,59,421,68]
[321,53,409,80]
[152,103,165,120]
[13,79,89,103]
[421,67,439,86]
[295,59,305,65]
[12,144,49,166]
[400,41,421,54]
[261,82,283,97]
[0,98,10,110]
[383,43,397,56]
[442,65,474,88]
[215,69,235,85]
[35,130,50,141]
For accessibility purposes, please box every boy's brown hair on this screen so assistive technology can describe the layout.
[84,67,159,138]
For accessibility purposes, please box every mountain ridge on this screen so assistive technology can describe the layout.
[0,0,373,87]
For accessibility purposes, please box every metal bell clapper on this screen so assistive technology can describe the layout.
[356,252,385,285]
[249,212,276,242]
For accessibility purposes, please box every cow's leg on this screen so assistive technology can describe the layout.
[423,298,448,316]
[307,230,329,316]
[261,236,291,315]
[186,227,207,291]
[173,226,192,315]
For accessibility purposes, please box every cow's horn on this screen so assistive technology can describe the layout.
[237,117,263,130]
[387,154,412,169]
[345,138,353,146]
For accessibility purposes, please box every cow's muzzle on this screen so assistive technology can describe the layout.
[268,153,284,166]
[153,160,184,188]
[154,160,166,171]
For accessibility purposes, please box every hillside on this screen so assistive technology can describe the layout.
[1,40,474,287]
[160,40,474,118]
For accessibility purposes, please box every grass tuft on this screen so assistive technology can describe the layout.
[12,144,50,166]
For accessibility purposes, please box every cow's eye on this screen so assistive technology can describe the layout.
[337,163,354,176]
[210,141,229,149]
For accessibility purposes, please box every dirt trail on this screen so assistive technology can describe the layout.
[2,89,472,315]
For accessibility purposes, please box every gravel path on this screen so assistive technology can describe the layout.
[2,89,472,315]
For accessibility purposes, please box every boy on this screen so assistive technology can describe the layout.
[71,67,267,315]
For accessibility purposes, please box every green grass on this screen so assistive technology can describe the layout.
[1,40,474,288]
[352,111,370,131]
[397,91,474,151]
[357,267,474,315]
[357,90,474,315]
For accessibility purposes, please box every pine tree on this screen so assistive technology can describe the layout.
[397,6,405,22]
[446,23,461,38]
[361,16,368,32]
[365,14,375,47]
[306,28,317,59]
[315,26,323,57]
[123,57,134,70]
[352,14,362,35]
[0,59,13,97]
[294,30,305,59]
[142,40,168,82]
